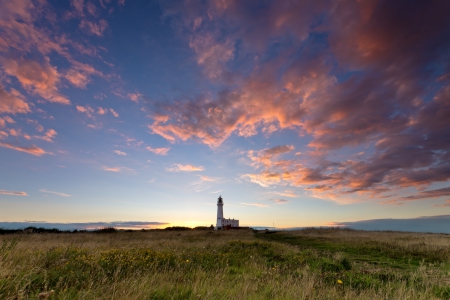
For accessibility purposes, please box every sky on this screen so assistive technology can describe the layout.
[1,0,450,232]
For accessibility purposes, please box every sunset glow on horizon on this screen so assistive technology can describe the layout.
[1,0,450,232]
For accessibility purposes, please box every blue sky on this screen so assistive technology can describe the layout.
[1,0,450,232]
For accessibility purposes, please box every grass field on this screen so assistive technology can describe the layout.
[0,228,449,299]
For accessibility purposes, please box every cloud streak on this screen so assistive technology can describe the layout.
[0,142,48,156]
[39,189,71,197]
[0,189,27,196]
[166,164,204,172]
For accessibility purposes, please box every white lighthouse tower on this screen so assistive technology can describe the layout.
[215,195,239,230]
[215,195,224,230]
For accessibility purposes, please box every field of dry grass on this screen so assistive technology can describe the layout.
[0,228,449,299]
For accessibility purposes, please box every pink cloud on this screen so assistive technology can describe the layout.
[2,57,70,104]
[152,0,450,203]
[97,107,107,115]
[76,105,95,118]
[102,167,121,172]
[127,92,142,102]
[0,142,48,156]
[0,85,30,114]
[0,189,27,196]
[40,129,57,142]
[146,146,170,155]
[113,150,127,156]
[65,62,102,88]
[109,108,119,117]
[166,164,204,172]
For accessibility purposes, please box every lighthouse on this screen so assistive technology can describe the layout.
[215,195,239,230]
[215,195,224,230]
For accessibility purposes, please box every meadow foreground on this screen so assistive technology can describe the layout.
[0,228,449,299]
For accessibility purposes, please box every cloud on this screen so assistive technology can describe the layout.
[65,62,101,88]
[39,189,71,197]
[166,164,204,172]
[40,129,57,142]
[0,116,15,127]
[199,175,220,182]
[113,150,127,156]
[152,0,450,203]
[271,190,298,198]
[1,57,70,104]
[399,187,450,201]
[127,92,142,102]
[0,189,27,196]
[329,215,450,234]
[79,19,108,36]
[435,200,450,207]
[76,105,95,118]
[272,199,288,204]
[242,172,282,188]
[109,108,119,117]
[102,167,121,172]
[240,202,268,207]
[0,142,48,156]
[97,107,107,115]
[0,221,169,230]
[0,85,30,114]
[146,146,170,155]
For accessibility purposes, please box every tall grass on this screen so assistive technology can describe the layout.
[0,229,449,299]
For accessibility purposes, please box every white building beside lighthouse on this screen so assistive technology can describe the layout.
[215,195,239,230]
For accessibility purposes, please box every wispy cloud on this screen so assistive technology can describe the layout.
[113,150,127,156]
[271,190,298,198]
[0,142,49,156]
[240,202,268,207]
[166,164,204,172]
[272,199,288,204]
[39,189,71,197]
[102,167,121,172]
[109,108,119,117]
[0,189,27,196]
[199,175,220,182]
[435,200,450,207]
[146,146,170,155]
[127,92,142,102]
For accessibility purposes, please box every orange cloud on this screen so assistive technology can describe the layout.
[166,164,204,172]
[0,85,30,114]
[2,57,70,104]
[65,62,101,88]
[0,189,27,196]
[0,142,48,156]
[146,146,170,155]
[76,105,95,118]
[97,107,107,115]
